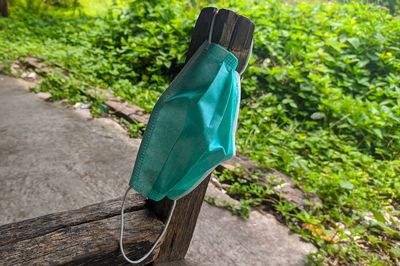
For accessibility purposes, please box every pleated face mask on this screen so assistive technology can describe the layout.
[130,41,240,201]
[120,10,252,264]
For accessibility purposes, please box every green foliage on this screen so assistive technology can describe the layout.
[1,0,399,264]
[36,72,87,102]
[216,167,280,205]
[204,195,254,219]
[11,0,50,15]
[87,0,197,111]
[210,167,283,219]
[127,122,146,138]
[340,0,400,14]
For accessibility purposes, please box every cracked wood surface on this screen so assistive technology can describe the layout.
[0,196,163,265]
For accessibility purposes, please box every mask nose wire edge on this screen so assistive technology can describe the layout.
[120,187,177,264]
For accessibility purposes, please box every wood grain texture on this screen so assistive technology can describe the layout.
[0,193,163,265]
[212,9,255,73]
[148,7,254,263]
[0,192,146,247]
[147,175,210,263]
[186,7,255,74]
[185,7,217,62]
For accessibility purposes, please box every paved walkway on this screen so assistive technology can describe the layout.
[0,74,315,265]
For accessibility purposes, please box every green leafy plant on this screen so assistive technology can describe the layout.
[127,122,146,138]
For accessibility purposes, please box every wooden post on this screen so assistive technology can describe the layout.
[0,193,164,265]
[147,7,255,263]
[0,0,8,17]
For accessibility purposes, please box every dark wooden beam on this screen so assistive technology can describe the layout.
[186,8,255,74]
[0,0,8,17]
[185,7,218,62]
[0,192,146,247]
[147,176,210,263]
[147,7,254,264]
[0,194,163,265]
[212,9,255,73]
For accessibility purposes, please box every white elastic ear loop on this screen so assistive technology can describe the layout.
[120,187,177,264]
[208,10,219,44]
[238,40,253,76]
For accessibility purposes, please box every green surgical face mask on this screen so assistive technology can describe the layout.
[130,40,240,201]
[120,11,251,264]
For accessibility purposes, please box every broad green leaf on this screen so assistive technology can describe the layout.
[311,112,326,120]
[340,181,354,190]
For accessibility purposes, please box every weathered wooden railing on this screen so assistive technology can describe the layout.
[0,7,254,265]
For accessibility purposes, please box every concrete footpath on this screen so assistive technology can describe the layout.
[0,74,315,265]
